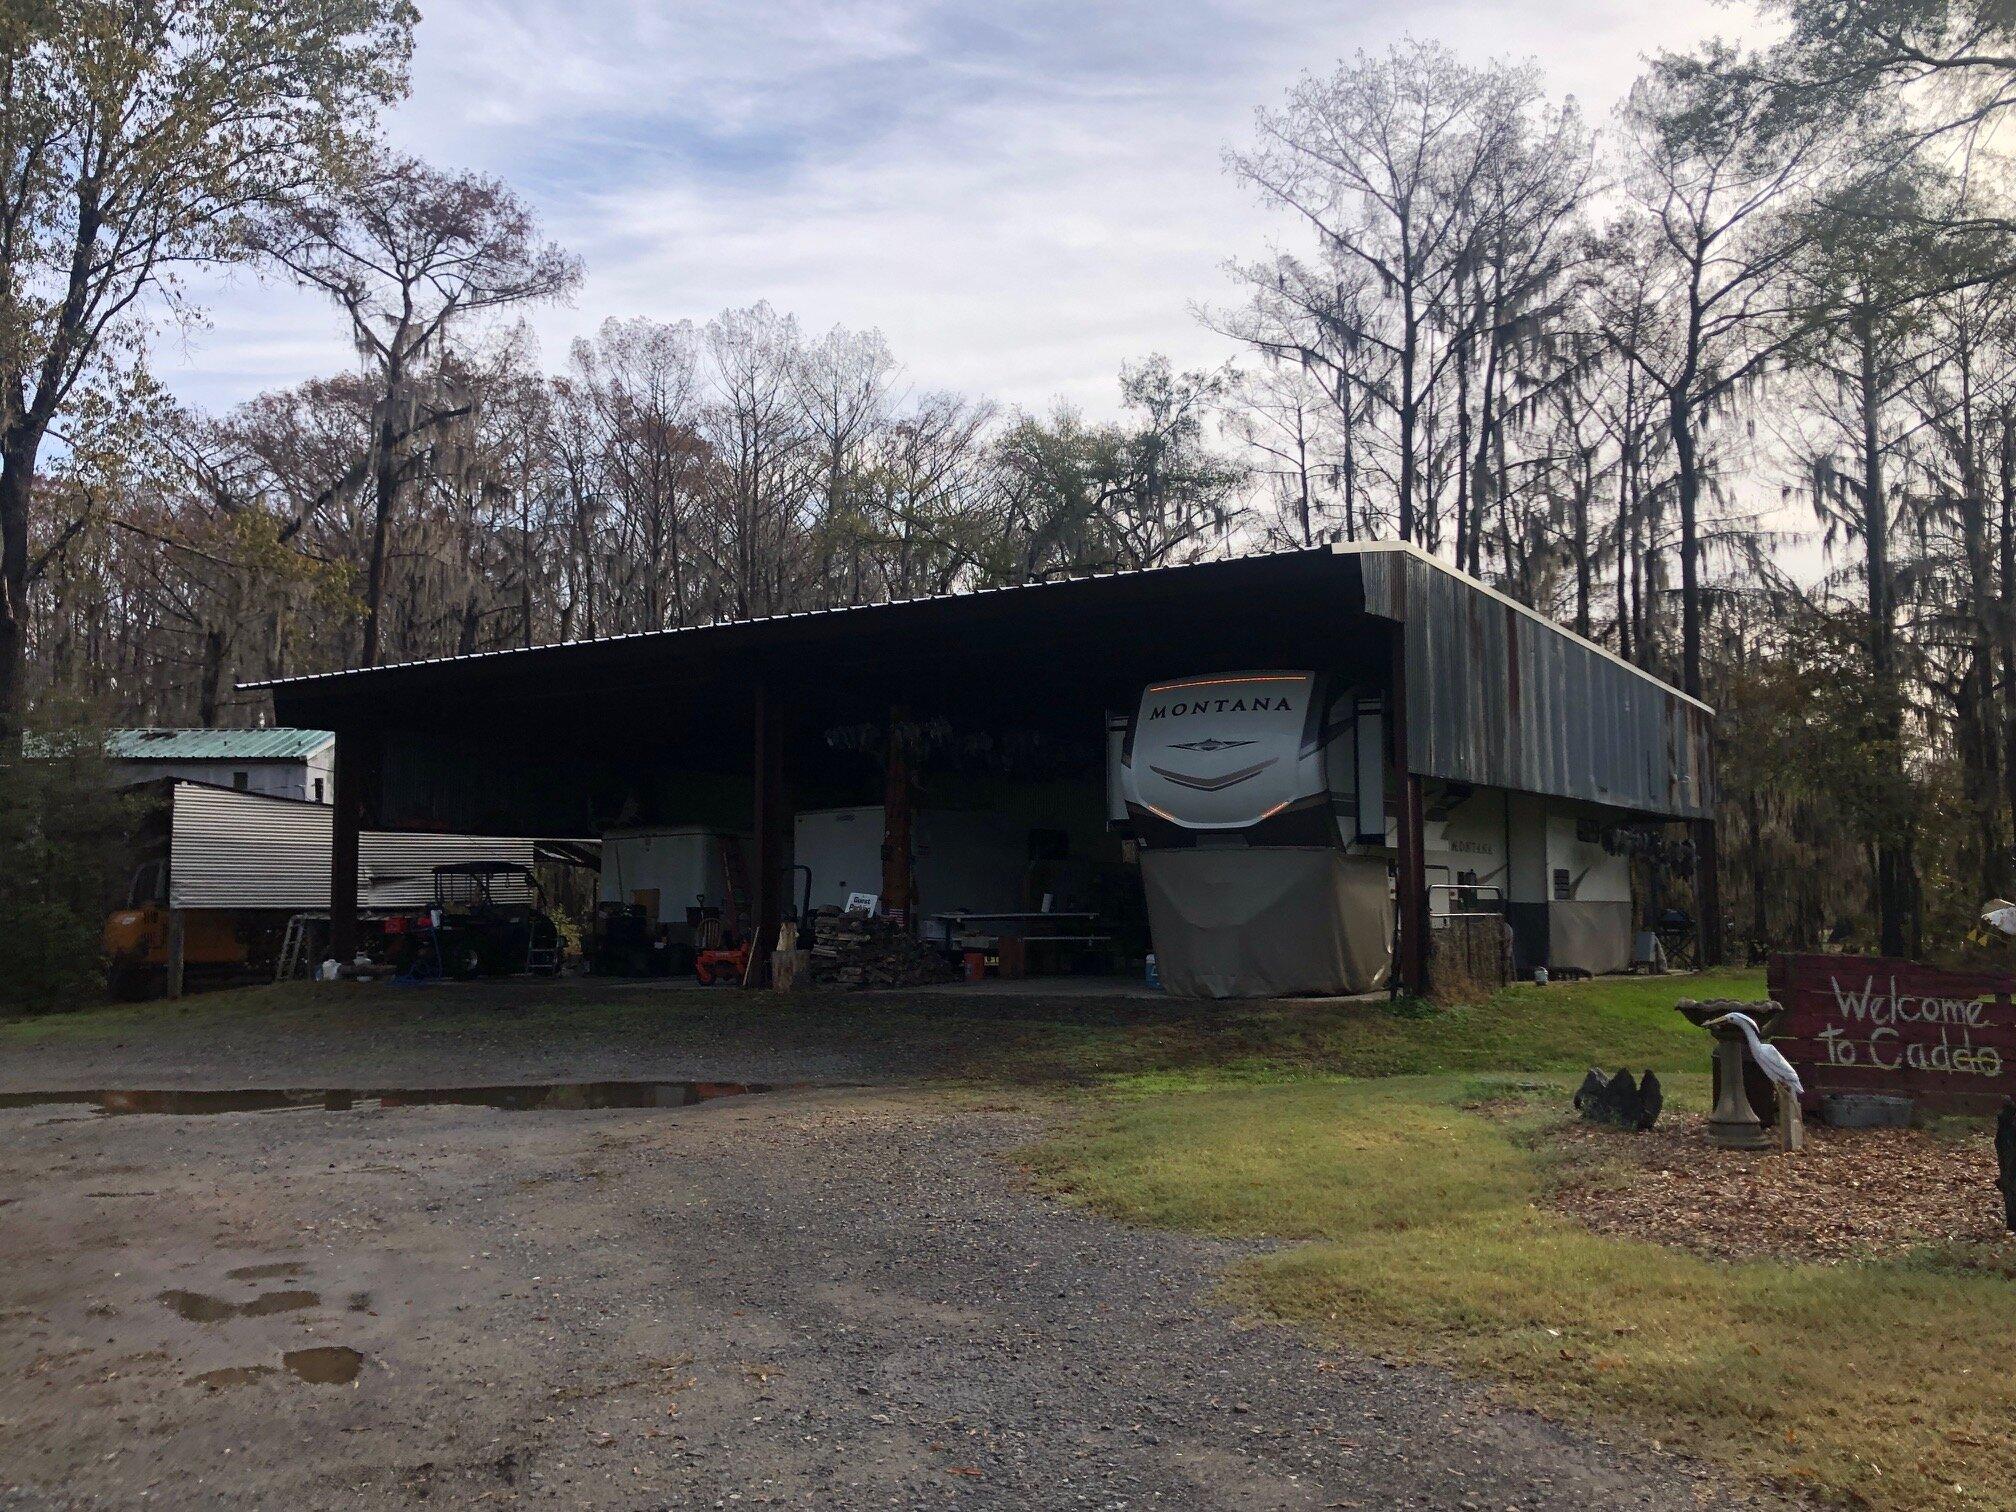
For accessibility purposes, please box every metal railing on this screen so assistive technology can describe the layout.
[1429,882,1506,922]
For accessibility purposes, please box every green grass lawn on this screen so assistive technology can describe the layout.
[1012,969,1763,1088]
[1028,979,2016,1511]
[1,968,1760,1086]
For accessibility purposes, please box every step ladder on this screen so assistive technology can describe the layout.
[276,912,325,982]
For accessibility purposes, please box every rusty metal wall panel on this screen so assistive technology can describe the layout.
[1358,550,1711,820]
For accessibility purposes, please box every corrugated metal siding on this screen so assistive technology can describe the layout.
[170,785,331,910]
[168,784,548,910]
[358,835,539,908]
[1356,548,1712,819]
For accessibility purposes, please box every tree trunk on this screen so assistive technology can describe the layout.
[1573,448,1593,639]
[1613,431,1633,661]
[362,363,404,668]
[1955,330,2006,898]
[1998,404,2016,919]
[1454,313,1473,569]
[1669,392,1704,700]
[1397,305,1419,542]
[0,433,42,741]
[198,629,228,727]
[1857,315,1910,957]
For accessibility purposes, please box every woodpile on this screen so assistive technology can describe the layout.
[809,907,956,989]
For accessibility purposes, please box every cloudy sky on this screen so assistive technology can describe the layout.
[163,0,1762,419]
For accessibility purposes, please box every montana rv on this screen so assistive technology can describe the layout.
[1112,672,1393,997]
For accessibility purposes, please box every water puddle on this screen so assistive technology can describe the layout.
[194,1364,274,1390]
[159,1290,237,1324]
[161,1288,320,1323]
[227,1262,306,1282]
[193,1347,364,1390]
[284,1345,364,1385]
[241,1289,320,1317]
[0,1081,777,1118]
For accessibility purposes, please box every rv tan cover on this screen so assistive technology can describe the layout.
[1141,848,1392,998]
[1547,901,1632,975]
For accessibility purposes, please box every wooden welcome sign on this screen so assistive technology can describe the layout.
[1769,953,2016,1113]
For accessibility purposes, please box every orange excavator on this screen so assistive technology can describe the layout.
[102,861,247,999]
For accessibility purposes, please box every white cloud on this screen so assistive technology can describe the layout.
[155,0,1762,420]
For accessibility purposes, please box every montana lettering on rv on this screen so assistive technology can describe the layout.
[1148,698,1293,718]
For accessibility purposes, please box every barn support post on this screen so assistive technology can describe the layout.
[1693,817,1724,968]
[881,705,916,925]
[1390,631,1430,994]
[329,728,366,964]
[1396,774,1429,993]
[746,684,789,988]
[164,908,186,1000]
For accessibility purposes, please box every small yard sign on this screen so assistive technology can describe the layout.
[1770,953,2016,1113]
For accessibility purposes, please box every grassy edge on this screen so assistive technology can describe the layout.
[1022,1074,2016,1511]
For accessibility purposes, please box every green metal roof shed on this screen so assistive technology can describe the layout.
[103,728,334,762]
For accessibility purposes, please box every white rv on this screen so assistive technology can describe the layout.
[1111,672,1393,998]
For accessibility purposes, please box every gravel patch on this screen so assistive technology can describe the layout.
[0,1081,1767,1508]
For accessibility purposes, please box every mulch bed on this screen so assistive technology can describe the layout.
[1547,1112,2016,1264]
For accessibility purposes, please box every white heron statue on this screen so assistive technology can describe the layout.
[1703,1011,1803,1099]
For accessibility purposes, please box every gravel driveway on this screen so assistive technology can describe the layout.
[0,1071,1760,1509]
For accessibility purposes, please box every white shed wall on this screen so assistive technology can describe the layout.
[118,757,327,802]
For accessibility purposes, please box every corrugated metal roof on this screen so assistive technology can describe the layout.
[241,544,1705,709]
[242,550,1337,692]
[109,727,333,762]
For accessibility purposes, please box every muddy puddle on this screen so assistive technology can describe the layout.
[161,1288,320,1323]
[283,1346,364,1385]
[194,1347,364,1390]
[0,1080,777,1118]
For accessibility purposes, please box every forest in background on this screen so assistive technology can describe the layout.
[10,0,2016,962]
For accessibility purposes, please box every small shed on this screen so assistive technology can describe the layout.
[103,728,336,803]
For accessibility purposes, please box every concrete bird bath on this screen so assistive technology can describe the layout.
[1677,998,1787,1150]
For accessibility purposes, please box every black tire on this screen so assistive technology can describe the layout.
[440,938,483,981]
[107,962,165,1002]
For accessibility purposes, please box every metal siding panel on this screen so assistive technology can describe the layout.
[170,785,331,910]
[167,784,557,910]
[1382,554,1710,820]
[360,834,539,907]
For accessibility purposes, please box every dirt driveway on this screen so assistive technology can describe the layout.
[0,1002,1756,1509]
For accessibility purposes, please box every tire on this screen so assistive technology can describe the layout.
[107,963,165,1002]
[441,939,483,981]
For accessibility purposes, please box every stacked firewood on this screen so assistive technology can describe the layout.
[809,907,956,989]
